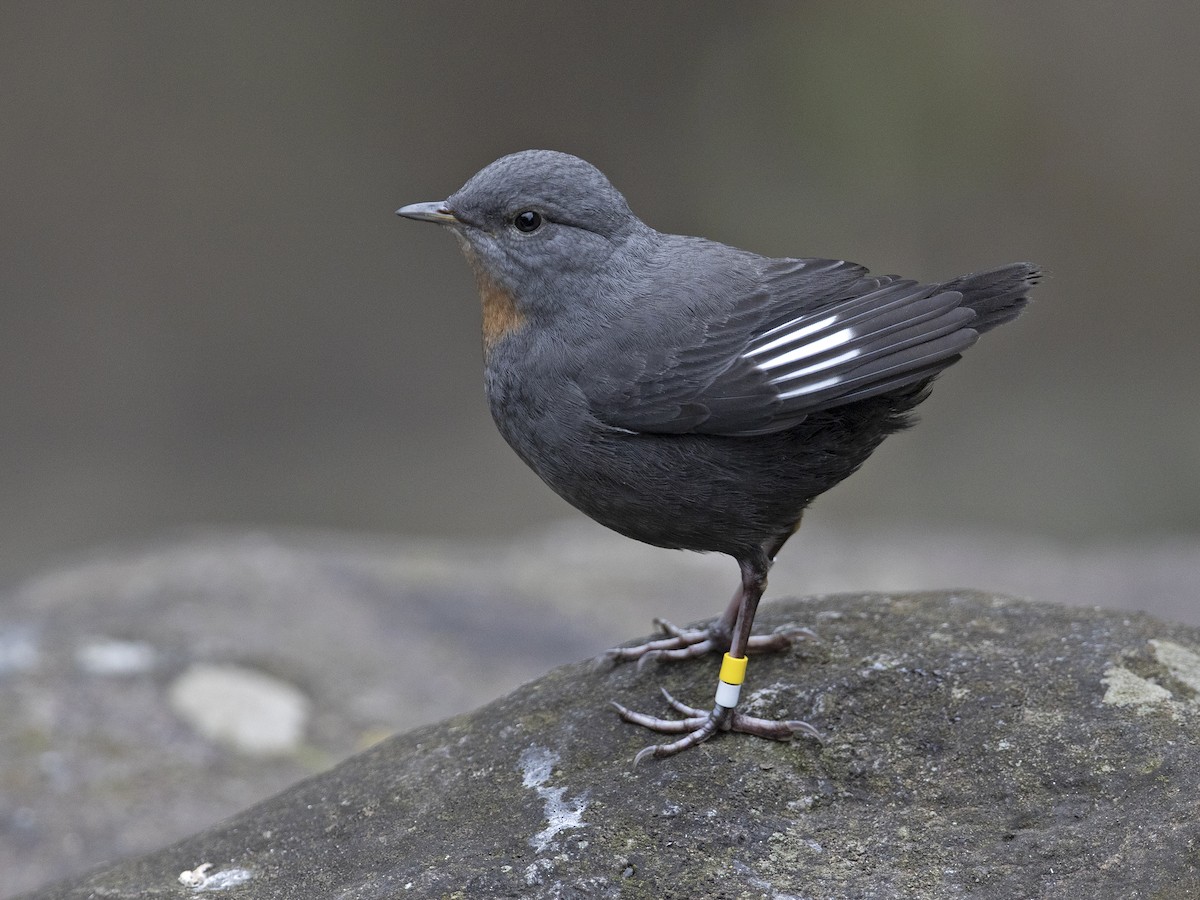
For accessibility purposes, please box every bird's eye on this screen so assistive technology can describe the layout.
[513,210,542,233]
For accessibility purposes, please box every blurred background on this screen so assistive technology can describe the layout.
[2,2,1198,598]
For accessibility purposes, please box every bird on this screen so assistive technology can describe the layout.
[397,149,1037,763]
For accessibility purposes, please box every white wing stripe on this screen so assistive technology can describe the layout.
[777,376,842,400]
[751,314,839,352]
[753,327,855,371]
[768,348,861,383]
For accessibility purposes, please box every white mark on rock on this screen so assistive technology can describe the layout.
[520,744,555,788]
[518,745,588,853]
[1101,665,1173,709]
[178,863,252,891]
[198,869,252,892]
[1150,639,1200,695]
[179,863,212,887]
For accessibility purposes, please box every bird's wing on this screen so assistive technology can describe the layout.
[587,257,979,437]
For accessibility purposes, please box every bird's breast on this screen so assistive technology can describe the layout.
[457,242,527,352]
[477,275,525,352]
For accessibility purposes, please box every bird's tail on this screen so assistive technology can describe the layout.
[943,262,1041,334]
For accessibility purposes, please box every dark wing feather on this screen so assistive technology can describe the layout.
[586,255,1031,438]
[586,256,874,434]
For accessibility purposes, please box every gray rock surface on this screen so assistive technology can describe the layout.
[0,531,609,897]
[17,588,1200,899]
[3,529,1200,896]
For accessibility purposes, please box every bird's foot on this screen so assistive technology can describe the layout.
[607,618,815,665]
[612,688,821,764]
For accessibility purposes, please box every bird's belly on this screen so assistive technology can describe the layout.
[489,394,810,555]
[484,356,903,556]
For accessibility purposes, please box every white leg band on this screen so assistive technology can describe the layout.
[715,679,742,709]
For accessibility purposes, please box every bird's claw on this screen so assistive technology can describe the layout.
[612,687,821,764]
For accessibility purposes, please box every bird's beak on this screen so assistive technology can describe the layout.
[396,201,460,225]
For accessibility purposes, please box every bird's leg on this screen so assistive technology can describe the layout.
[613,546,820,762]
[606,529,814,665]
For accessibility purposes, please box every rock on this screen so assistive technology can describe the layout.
[19,590,1200,899]
[74,638,157,677]
[168,664,310,756]
[2,529,701,896]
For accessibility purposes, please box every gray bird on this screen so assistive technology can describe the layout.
[399,149,1037,762]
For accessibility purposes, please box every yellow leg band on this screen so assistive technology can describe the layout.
[719,652,748,686]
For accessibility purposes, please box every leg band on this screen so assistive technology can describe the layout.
[715,652,749,709]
